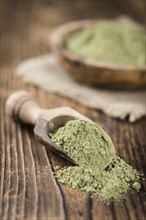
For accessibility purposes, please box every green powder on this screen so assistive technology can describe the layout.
[66,20,146,66]
[51,119,142,201]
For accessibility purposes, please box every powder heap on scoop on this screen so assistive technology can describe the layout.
[66,20,146,66]
[51,119,141,201]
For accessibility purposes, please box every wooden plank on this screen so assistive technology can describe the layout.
[30,132,65,220]
[15,126,26,220]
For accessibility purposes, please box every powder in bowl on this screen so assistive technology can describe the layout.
[66,20,146,66]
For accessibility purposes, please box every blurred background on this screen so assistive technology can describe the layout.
[0,0,145,67]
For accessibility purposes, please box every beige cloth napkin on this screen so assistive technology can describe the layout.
[16,54,146,122]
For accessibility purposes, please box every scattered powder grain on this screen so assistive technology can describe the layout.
[51,119,142,202]
[66,20,146,66]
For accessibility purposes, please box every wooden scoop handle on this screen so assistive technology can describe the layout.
[6,91,43,125]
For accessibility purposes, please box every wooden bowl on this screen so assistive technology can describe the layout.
[49,19,146,89]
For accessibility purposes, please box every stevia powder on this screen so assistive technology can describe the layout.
[66,20,146,66]
[51,119,142,201]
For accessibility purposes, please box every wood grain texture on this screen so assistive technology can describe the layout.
[0,1,146,220]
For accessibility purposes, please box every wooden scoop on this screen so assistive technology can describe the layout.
[6,91,88,165]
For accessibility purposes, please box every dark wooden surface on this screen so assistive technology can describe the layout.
[0,1,146,220]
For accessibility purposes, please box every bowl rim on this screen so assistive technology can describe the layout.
[49,18,146,72]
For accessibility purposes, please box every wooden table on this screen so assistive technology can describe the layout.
[0,1,146,220]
